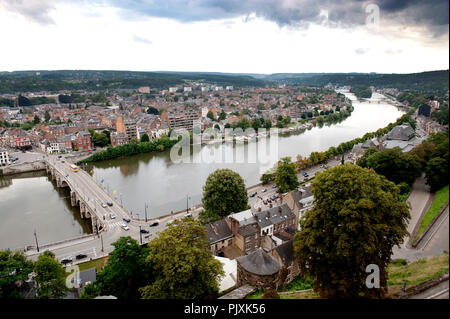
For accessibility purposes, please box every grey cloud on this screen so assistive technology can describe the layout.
[2,0,448,37]
[132,34,152,45]
[1,0,57,25]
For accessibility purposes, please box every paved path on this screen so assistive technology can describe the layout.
[410,280,449,299]
[392,176,449,262]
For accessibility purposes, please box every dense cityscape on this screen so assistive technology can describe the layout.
[0,0,448,314]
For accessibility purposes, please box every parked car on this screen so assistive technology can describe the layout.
[249,192,257,198]
[272,184,277,188]
[61,258,72,264]
[122,217,131,223]
[121,223,129,231]
[109,213,116,219]
[184,213,192,218]
[150,221,159,227]
[303,172,308,177]
[263,200,268,205]
[76,254,87,260]
[261,188,267,193]
[140,229,149,234]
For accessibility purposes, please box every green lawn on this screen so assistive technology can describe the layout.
[415,185,449,241]
[64,256,108,278]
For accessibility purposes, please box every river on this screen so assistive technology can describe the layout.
[0,91,404,249]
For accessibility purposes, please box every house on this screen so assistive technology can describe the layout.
[206,203,298,258]
[236,248,280,289]
[110,132,129,146]
[73,130,92,151]
[284,186,314,224]
[270,240,300,284]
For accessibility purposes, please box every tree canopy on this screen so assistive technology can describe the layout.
[294,164,410,298]
[80,237,153,299]
[34,251,68,299]
[139,218,224,299]
[200,169,249,223]
[275,157,299,193]
[0,250,34,298]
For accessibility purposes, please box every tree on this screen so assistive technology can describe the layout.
[275,157,299,193]
[92,132,109,148]
[33,115,40,125]
[0,250,34,298]
[294,164,410,298]
[363,147,422,185]
[34,251,68,299]
[425,157,448,192]
[260,171,275,184]
[147,106,159,115]
[140,133,150,143]
[264,119,272,129]
[80,237,153,299]
[44,111,51,122]
[206,110,215,121]
[356,148,379,168]
[218,109,226,121]
[139,218,224,299]
[200,169,249,223]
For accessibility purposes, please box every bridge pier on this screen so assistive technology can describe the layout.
[70,191,77,206]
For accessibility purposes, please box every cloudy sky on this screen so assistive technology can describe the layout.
[0,0,448,74]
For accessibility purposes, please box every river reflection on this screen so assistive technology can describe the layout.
[88,91,404,218]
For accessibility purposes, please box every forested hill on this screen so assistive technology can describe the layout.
[0,70,265,94]
[263,70,449,94]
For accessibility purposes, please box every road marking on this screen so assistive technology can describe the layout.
[426,287,449,299]
[93,247,97,258]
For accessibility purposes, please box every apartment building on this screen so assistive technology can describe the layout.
[163,108,200,131]
[0,148,10,166]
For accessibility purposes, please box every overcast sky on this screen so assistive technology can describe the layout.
[0,0,448,74]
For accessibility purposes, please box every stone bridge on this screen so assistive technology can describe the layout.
[45,161,104,233]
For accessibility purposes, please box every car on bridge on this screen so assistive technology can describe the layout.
[107,202,113,206]
[109,213,116,219]
[122,217,131,223]
[121,223,129,231]
[101,203,108,208]
[76,253,87,260]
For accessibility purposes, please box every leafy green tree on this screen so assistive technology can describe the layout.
[140,133,150,143]
[34,251,68,299]
[44,111,51,122]
[363,147,422,185]
[140,218,224,299]
[294,164,410,298]
[33,115,40,125]
[218,109,226,121]
[80,237,153,299]
[275,157,299,193]
[425,157,448,192]
[146,106,159,115]
[207,110,215,121]
[264,119,272,129]
[356,148,378,168]
[0,250,34,298]
[260,171,275,184]
[92,132,109,147]
[200,169,249,223]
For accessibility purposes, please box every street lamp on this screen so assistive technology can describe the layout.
[139,226,142,245]
[34,229,39,252]
[186,195,191,213]
[145,203,148,222]
[100,234,104,253]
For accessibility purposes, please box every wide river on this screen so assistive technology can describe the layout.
[0,91,404,249]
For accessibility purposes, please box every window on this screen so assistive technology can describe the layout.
[245,243,251,251]
[228,239,232,245]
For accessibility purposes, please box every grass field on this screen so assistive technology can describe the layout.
[415,185,449,241]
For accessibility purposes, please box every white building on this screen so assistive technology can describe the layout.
[215,86,223,91]
[0,148,10,166]
[169,87,178,93]
[184,86,192,92]
[201,106,209,118]
[138,86,150,93]
[226,86,233,91]
[201,86,209,92]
